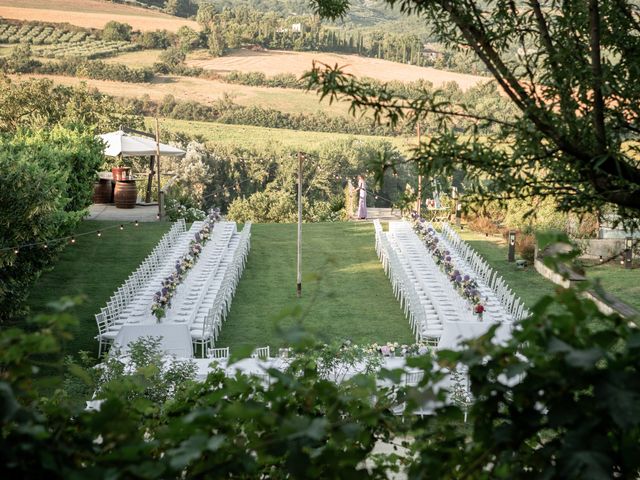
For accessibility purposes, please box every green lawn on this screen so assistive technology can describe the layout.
[27,220,171,357]
[457,229,558,309]
[216,222,414,350]
[586,263,640,311]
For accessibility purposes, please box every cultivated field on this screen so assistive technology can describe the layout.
[148,118,414,152]
[11,73,354,117]
[187,48,490,89]
[0,0,198,32]
[104,49,163,67]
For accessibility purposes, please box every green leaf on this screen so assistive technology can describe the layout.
[206,434,225,452]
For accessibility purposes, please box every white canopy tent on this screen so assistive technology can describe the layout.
[97,129,186,213]
[98,130,186,158]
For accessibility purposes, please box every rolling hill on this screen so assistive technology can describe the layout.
[0,0,198,32]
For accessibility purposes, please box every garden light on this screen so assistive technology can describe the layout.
[120,224,124,230]
[97,231,102,237]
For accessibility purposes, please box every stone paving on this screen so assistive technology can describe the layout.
[86,204,162,222]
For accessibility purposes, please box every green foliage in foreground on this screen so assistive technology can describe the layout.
[0,127,103,324]
[215,223,415,350]
[3,244,640,478]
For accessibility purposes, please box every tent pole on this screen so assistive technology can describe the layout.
[155,117,161,220]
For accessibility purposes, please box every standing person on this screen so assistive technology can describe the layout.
[356,174,367,220]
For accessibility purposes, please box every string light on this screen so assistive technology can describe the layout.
[156,213,161,219]
[1,219,152,254]
[134,220,139,227]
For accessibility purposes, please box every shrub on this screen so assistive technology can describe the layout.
[34,57,153,83]
[0,127,103,323]
[102,21,132,42]
[175,25,201,51]
[516,232,536,262]
[468,215,498,235]
[136,29,173,49]
[158,46,186,67]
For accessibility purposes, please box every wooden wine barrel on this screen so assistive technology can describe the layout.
[92,179,112,204]
[114,180,137,209]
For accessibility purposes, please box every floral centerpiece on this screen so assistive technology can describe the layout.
[150,207,221,320]
[411,214,489,320]
[365,341,431,358]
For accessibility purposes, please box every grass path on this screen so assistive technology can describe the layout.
[27,220,171,357]
[216,222,414,350]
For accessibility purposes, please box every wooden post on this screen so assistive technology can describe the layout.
[508,231,516,262]
[297,152,303,297]
[155,117,161,220]
[145,156,155,204]
[416,123,422,216]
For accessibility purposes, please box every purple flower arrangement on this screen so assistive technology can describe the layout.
[412,215,485,314]
[151,208,221,321]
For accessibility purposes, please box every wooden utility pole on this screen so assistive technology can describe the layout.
[416,123,422,216]
[155,117,162,220]
[297,152,303,297]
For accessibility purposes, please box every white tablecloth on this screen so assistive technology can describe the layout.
[438,320,512,350]
[114,324,193,358]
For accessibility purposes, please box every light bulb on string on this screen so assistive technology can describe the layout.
[134,220,139,227]
[13,248,18,255]
[43,243,48,249]
[97,231,102,238]
[70,237,76,244]
[156,213,160,219]
[120,224,124,231]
